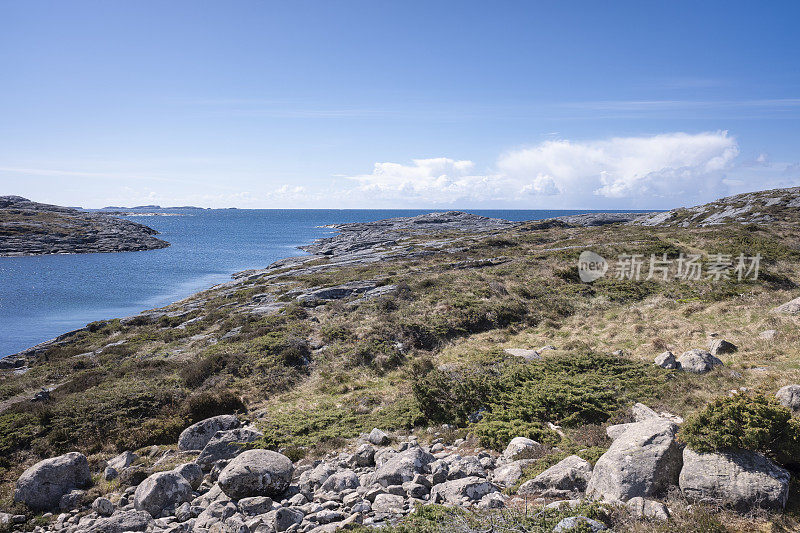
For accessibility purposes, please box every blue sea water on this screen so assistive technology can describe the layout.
[1,209,608,357]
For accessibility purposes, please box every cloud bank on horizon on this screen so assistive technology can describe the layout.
[339,131,796,209]
[3,131,798,210]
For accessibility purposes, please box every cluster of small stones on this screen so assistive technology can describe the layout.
[6,386,799,533]
[652,337,738,373]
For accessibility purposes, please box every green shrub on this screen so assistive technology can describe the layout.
[678,392,800,464]
[412,351,662,451]
[320,324,353,342]
[369,502,612,533]
[183,390,246,423]
[181,350,247,387]
[0,412,41,466]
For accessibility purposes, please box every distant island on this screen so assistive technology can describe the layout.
[0,196,170,256]
[96,205,210,211]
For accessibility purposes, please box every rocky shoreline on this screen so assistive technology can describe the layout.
[0,196,169,257]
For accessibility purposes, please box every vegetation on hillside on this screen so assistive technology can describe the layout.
[1,201,800,530]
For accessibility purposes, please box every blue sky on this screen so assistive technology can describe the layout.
[1,1,799,209]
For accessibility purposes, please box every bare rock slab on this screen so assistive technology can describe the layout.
[503,348,541,361]
[679,448,790,511]
[773,297,800,314]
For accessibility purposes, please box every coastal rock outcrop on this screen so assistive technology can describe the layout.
[0,196,169,256]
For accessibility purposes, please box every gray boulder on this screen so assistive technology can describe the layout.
[553,516,607,532]
[59,489,85,511]
[197,427,263,469]
[631,402,660,422]
[217,449,294,499]
[503,348,541,361]
[654,351,679,369]
[709,339,738,355]
[372,493,405,514]
[194,501,237,529]
[625,496,669,520]
[237,496,273,515]
[92,497,115,517]
[268,507,304,532]
[107,450,137,471]
[13,452,91,510]
[298,461,337,493]
[586,418,681,502]
[374,446,434,487]
[446,455,486,480]
[518,455,592,497]
[677,349,723,374]
[679,448,790,511]
[319,469,360,492]
[605,422,636,440]
[776,384,800,412]
[352,443,376,467]
[368,428,390,445]
[492,460,535,488]
[134,471,193,517]
[431,476,498,504]
[173,462,203,489]
[87,510,153,532]
[503,436,540,460]
[178,415,240,451]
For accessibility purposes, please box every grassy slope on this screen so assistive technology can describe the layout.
[1,210,799,531]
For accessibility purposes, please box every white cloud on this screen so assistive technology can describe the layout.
[346,131,748,207]
[346,157,508,204]
[498,131,739,202]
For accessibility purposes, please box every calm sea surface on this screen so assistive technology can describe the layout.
[1,209,611,357]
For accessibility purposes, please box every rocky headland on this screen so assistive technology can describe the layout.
[0,196,169,256]
[1,188,800,532]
